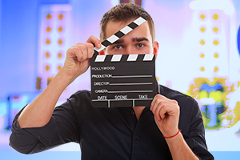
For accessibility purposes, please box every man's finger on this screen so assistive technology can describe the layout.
[154,102,163,120]
[86,35,102,49]
[85,43,94,59]
[159,105,167,119]
[151,95,163,114]
[75,45,87,62]
[151,94,159,110]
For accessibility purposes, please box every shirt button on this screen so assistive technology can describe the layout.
[131,111,135,115]
[136,135,140,140]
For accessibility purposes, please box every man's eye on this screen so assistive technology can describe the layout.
[114,45,122,49]
[137,43,144,48]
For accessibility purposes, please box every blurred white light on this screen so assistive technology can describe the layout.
[200,98,215,105]
[111,0,119,6]
[51,5,72,11]
[189,0,235,16]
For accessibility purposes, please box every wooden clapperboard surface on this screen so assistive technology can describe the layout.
[90,16,156,108]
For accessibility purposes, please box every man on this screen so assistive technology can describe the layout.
[9,3,214,160]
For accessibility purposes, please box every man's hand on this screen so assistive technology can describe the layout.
[61,35,102,83]
[150,94,180,137]
[18,35,102,129]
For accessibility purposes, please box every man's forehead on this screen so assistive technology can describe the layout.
[105,20,134,37]
[105,20,151,41]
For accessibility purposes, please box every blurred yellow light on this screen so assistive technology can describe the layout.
[213,40,219,45]
[45,65,50,71]
[58,39,63,45]
[209,91,222,102]
[200,14,206,20]
[200,53,205,58]
[200,91,208,99]
[213,27,219,33]
[46,14,52,20]
[214,53,219,58]
[233,102,240,123]
[58,14,63,20]
[58,26,63,32]
[200,66,205,72]
[200,40,205,45]
[214,66,219,72]
[212,14,219,20]
[47,77,53,85]
[47,77,53,81]
[58,53,62,58]
[46,38,51,44]
[57,66,62,71]
[200,27,205,32]
[46,26,51,32]
[45,52,50,58]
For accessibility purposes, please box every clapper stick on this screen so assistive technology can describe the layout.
[91,16,147,60]
[90,16,156,108]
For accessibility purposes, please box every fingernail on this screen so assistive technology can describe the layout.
[98,43,101,48]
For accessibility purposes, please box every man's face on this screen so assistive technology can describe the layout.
[105,19,159,57]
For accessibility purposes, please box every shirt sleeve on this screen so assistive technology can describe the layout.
[182,98,214,160]
[9,98,81,154]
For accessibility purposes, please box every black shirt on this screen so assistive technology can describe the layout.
[9,85,214,160]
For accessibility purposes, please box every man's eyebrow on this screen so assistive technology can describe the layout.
[109,37,149,45]
[112,39,124,45]
[132,37,149,42]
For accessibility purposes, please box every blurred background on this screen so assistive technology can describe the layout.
[0,0,240,159]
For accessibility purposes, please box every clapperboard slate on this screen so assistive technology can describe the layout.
[90,16,156,108]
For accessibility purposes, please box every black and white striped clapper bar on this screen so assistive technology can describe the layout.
[90,16,156,108]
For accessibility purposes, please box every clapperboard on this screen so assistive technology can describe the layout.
[90,16,156,108]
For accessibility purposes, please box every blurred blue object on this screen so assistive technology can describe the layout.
[0,93,39,133]
[0,92,39,151]
[6,93,39,131]
[0,151,240,160]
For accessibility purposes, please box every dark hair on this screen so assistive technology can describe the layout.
[100,3,155,44]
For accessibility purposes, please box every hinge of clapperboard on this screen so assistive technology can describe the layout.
[90,16,147,62]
